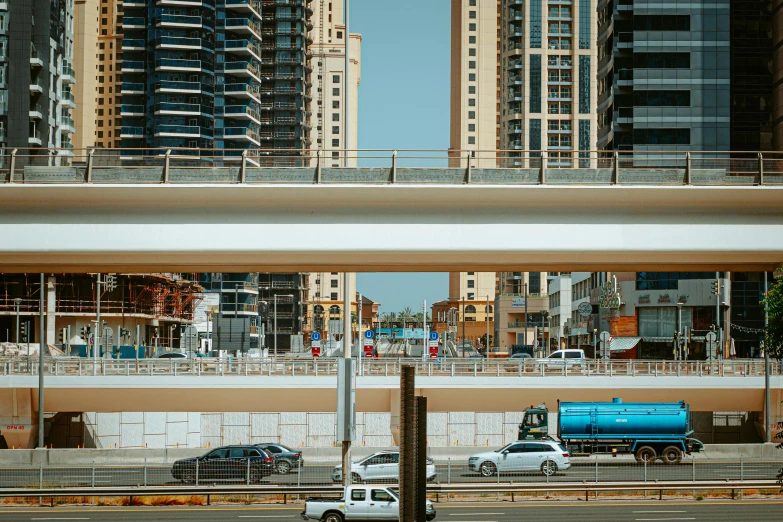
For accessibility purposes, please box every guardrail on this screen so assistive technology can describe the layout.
[2,148,783,186]
[1,357,778,378]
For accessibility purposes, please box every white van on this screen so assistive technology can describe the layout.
[537,349,586,367]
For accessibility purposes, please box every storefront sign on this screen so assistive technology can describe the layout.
[638,294,651,304]
[599,277,622,309]
[511,298,526,308]
[658,293,672,304]
[677,295,688,304]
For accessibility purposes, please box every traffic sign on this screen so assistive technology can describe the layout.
[577,302,593,317]
[429,331,439,341]
[311,332,321,341]
[364,329,374,339]
[600,331,611,343]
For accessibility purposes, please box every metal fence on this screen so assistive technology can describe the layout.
[2,148,783,185]
[0,356,778,378]
[0,455,780,491]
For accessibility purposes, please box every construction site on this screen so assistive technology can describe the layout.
[0,273,203,353]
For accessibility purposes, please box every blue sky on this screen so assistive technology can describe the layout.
[350,0,450,312]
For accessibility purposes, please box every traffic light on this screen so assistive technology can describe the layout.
[19,322,27,342]
[711,279,720,296]
[105,274,117,292]
[81,325,91,339]
[58,327,66,344]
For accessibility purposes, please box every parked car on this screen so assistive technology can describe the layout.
[468,440,571,477]
[510,353,532,359]
[332,450,437,484]
[254,442,303,474]
[172,445,275,484]
[537,349,586,367]
[158,352,187,359]
[302,485,436,521]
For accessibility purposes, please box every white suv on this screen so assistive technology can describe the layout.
[332,450,437,483]
[468,440,571,477]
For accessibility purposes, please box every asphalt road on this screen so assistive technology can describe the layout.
[0,460,780,489]
[0,500,782,521]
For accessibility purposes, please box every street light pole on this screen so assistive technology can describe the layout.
[524,283,528,345]
[38,273,45,447]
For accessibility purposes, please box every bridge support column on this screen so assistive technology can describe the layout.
[390,389,400,445]
[0,389,38,448]
[758,387,783,442]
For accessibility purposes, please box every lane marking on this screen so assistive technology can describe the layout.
[449,514,505,516]
[633,512,688,514]
[238,517,294,519]
[31,519,90,521]
[635,519,695,521]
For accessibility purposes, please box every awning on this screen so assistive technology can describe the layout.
[608,336,642,352]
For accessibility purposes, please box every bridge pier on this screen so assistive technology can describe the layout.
[0,388,38,448]
[758,387,783,442]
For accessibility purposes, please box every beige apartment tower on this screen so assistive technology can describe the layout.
[449,0,499,167]
[499,0,597,166]
[309,0,361,166]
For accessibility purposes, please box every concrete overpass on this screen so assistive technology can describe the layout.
[0,163,782,272]
[2,358,782,447]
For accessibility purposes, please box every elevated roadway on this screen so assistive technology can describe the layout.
[0,164,782,272]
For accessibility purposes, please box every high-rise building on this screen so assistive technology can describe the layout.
[449,0,499,167]
[598,1,731,152]
[499,0,597,166]
[0,0,76,159]
[309,0,361,166]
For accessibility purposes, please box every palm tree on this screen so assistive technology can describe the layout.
[400,307,413,326]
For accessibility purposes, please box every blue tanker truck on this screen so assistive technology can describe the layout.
[518,398,704,464]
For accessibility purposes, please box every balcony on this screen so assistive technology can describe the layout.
[222,126,261,145]
[29,104,43,120]
[120,104,146,116]
[222,0,262,19]
[220,83,261,102]
[223,17,262,38]
[122,61,145,73]
[58,141,75,157]
[507,75,523,86]
[155,58,203,72]
[155,36,206,50]
[58,116,76,134]
[120,126,145,138]
[223,39,262,61]
[123,0,147,6]
[28,130,42,146]
[222,104,261,124]
[156,14,213,29]
[507,125,523,135]
[0,128,6,142]
[30,49,43,68]
[61,66,76,84]
[154,80,208,94]
[122,39,146,51]
[122,17,147,29]
[154,102,209,116]
[158,0,215,6]
[30,77,44,94]
[121,82,145,95]
[221,61,261,81]
[154,125,209,138]
[508,9,523,21]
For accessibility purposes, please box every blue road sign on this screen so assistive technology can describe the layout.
[364,329,375,339]
[429,331,439,341]
[311,332,321,341]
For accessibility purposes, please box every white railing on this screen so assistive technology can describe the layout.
[0,356,778,378]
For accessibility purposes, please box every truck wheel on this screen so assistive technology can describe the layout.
[661,446,682,465]
[541,460,558,476]
[351,472,363,484]
[323,512,344,522]
[635,446,657,464]
[479,461,497,477]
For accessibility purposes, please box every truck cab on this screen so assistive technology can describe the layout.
[518,405,549,440]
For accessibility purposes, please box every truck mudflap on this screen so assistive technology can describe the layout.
[300,512,310,521]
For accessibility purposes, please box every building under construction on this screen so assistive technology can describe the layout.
[0,273,202,349]
[258,273,310,354]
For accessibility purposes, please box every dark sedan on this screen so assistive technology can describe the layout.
[172,445,275,484]
[254,443,304,474]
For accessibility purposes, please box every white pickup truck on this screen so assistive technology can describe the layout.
[301,485,436,521]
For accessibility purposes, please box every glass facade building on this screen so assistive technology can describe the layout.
[120,0,312,160]
[0,0,76,162]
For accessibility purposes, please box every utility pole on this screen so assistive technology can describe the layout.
[95,273,101,373]
[524,282,528,345]
[340,271,353,486]
[14,297,21,344]
[764,271,771,443]
[38,274,45,448]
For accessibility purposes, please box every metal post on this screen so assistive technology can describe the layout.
[274,295,277,358]
[144,457,147,486]
[764,271,771,442]
[723,272,731,359]
[524,283,528,345]
[240,150,247,183]
[343,0,350,168]
[613,151,619,184]
[539,151,546,184]
[391,150,397,183]
[14,298,20,344]
[86,149,95,183]
[66,325,71,356]
[400,365,415,521]
[715,271,721,340]
[38,274,45,447]
[759,152,764,185]
[316,149,322,183]
[685,151,691,185]
[95,274,101,365]
[247,458,251,485]
[8,148,17,182]
[195,458,199,486]
[342,271,353,486]
[465,151,472,184]
[462,296,466,347]
[414,396,428,521]
[162,149,171,183]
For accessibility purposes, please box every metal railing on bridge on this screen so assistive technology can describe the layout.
[1,148,782,186]
[0,356,778,378]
